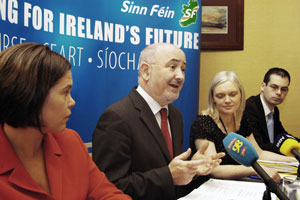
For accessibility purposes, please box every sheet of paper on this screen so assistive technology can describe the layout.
[178,178,277,200]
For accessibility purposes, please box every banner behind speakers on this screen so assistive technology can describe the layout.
[0,0,202,151]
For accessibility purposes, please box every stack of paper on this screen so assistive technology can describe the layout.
[258,160,298,175]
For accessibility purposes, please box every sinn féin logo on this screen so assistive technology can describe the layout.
[179,0,199,27]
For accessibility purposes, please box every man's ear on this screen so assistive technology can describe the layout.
[140,62,151,81]
[260,82,266,92]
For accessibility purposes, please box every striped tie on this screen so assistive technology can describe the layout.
[267,112,274,143]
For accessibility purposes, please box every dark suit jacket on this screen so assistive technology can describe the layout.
[244,94,289,152]
[92,87,209,200]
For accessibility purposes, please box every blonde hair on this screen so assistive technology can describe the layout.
[202,71,246,130]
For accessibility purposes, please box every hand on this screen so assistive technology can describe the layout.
[191,141,225,175]
[260,165,281,184]
[169,148,208,185]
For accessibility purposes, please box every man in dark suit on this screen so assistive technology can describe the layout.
[92,43,224,200]
[244,68,298,152]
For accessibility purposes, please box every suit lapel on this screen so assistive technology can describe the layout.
[168,107,183,157]
[273,107,280,136]
[8,165,47,194]
[0,127,51,197]
[44,133,63,200]
[129,88,172,161]
[256,95,270,140]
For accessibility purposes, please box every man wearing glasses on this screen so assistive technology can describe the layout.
[243,67,299,153]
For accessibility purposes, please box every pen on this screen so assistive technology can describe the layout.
[249,175,261,180]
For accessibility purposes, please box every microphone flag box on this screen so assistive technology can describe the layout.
[275,133,300,157]
[223,132,258,167]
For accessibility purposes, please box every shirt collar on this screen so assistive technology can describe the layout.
[136,85,168,115]
[260,93,273,117]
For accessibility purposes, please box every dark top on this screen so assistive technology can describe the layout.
[190,115,252,165]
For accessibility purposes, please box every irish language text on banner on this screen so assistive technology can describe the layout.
[0,0,202,151]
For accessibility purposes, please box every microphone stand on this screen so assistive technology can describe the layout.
[290,148,300,178]
[252,162,288,200]
[262,187,271,200]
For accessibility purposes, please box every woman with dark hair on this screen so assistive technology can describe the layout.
[0,43,131,200]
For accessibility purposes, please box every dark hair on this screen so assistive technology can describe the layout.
[263,67,291,85]
[0,42,71,128]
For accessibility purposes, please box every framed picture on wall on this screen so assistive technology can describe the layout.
[201,0,244,50]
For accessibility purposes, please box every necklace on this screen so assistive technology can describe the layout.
[219,117,228,134]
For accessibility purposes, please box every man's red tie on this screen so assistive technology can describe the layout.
[160,108,173,158]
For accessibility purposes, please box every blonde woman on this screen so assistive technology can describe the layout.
[190,71,296,183]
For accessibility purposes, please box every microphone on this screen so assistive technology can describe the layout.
[223,132,288,200]
[274,133,300,162]
[223,132,258,166]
